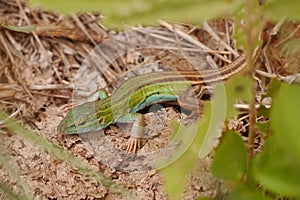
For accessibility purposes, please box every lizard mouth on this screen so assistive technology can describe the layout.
[57,121,66,133]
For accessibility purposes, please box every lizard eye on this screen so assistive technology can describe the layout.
[78,121,87,126]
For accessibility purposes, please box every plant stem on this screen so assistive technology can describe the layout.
[243,0,260,174]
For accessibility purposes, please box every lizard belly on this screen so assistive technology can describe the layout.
[131,93,178,113]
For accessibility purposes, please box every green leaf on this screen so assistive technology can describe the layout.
[253,136,300,197]
[157,126,199,199]
[223,75,253,118]
[28,0,244,27]
[198,75,252,158]
[227,183,271,200]
[158,102,211,200]
[198,88,226,158]
[256,121,271,135]
[252,83,300,197]
[263,0,300,21]
[211,131,247,181]
[271,83,300,162]
[253,83,300,197]
[159,83,248,197]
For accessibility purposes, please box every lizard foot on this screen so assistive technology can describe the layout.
[126,137,141,153]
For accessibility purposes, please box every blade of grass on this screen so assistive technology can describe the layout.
[0,111,140,200]
[0,179,24,200]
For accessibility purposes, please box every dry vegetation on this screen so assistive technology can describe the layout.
[1,0,300,199]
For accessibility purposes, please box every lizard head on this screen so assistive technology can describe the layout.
[57,101,112,134]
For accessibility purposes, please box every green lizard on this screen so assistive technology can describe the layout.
[57,53,247,152]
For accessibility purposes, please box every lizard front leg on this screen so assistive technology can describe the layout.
[88,88,109,101]
[117,113,144,153]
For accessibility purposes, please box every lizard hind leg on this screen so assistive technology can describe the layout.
[178,87,202,119]
[177,85,213,119]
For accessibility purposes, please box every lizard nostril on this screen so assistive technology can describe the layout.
[98,117,104,124]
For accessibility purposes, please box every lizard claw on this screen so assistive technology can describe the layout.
[126,137,141,153]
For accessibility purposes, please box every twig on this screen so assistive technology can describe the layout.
[71,13,97,46]
[203,21,239,57]
[159,20,233,63]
